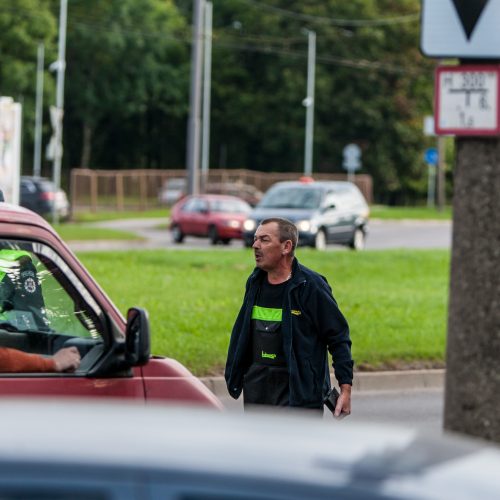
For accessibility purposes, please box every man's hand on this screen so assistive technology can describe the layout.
[53,347,81,372]
[334,384,352,418]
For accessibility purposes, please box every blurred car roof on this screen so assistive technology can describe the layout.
[0,400,499,500]
[177,192,251,203]
[158,177,187,205]
[205,181,263,206]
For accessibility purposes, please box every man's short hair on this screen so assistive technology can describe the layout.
[260,217,298,254]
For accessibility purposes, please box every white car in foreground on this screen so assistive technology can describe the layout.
[0,400,499,499]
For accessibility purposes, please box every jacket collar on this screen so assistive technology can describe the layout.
[249,257,305,286]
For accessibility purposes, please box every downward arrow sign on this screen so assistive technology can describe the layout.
[452,0,490,40]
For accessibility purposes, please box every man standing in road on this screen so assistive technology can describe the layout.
[225,217,353,415]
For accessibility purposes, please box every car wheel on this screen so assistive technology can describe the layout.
[208,226,219,245]
[171,225,184,243]
[350,228,365,250]
[221,238,231,245]
[313,229,327,251]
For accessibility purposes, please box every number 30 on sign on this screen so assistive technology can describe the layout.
[435,65,500,136]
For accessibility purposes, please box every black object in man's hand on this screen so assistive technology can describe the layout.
[323,387,340,414]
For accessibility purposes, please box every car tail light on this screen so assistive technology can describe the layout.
[40,191,55,201]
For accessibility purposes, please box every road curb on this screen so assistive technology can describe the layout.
[201,369,445,398]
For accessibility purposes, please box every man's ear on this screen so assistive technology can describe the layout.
[282,239,293,255]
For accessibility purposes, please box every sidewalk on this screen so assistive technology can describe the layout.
[201,369,445,398]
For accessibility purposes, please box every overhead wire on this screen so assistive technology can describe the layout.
[232,0,420,27]
[0,0,427,76]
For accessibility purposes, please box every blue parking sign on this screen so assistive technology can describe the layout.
[424,148,438,165]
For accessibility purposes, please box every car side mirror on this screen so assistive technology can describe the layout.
[125,307,150,366]
[322,203,336,212]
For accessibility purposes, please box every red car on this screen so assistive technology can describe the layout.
[0,197,221,407]
[170,194,252,245]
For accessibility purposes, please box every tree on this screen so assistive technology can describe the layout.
[0,0,57,174]
[204,0,434,202]
[63,0,189,169]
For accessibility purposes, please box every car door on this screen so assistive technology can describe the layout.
[177,197,198,235]
[320,191,349,242]
[0,239,145,398]
[190,198,209,236]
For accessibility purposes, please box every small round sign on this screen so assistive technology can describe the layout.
[343,143,361,171]
[424,148,438,165]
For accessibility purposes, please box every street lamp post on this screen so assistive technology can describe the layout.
[33,42,44,178]
[201,1,213,191]
[52,0,67,224]
[186,0,204,196]
[302,29,316,177]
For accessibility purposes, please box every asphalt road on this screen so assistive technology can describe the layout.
[220,388,445,434]
[71,218,452,252]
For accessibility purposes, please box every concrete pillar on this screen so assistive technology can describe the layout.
[444,137,500,442]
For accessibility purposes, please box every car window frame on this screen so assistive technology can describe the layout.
[0,239,110,356]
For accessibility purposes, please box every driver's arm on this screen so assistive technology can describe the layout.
[0,346,80,373]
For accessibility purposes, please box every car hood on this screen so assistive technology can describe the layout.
[248,207,317,222]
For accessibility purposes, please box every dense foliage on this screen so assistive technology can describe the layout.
[0,0,436,202]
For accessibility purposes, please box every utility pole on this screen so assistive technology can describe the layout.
[422,0,500,443]
[302,30,316,177]
[201,1,212,192]
[33,42,44,178]
[52,0,67,224]
[186,0,204,196]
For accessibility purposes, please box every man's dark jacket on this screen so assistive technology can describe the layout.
[225,258,353,408]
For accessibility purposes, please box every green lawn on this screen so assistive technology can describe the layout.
[370,205,452,220]
[78,249,450,376]
[72,208,169,223]
[53,224,142,241]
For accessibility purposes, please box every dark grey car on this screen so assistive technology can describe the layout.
[242,180,370,250]
[20,176,70,220]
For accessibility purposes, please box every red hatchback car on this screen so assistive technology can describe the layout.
[170,194,251,245]
[0,196,221,407]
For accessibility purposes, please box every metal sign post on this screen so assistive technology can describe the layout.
[424,148,438,207]
[342,144,361,183]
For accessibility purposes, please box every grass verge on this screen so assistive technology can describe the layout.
[53,224,142,241]
[370,205,452,220]
[72,208,169,223]
[78,248,450,376]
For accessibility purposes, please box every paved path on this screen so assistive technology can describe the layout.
[203,371,446,433]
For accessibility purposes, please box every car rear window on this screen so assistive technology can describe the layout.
[210,199,251,213]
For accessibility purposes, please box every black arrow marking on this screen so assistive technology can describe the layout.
[452,0,490,40]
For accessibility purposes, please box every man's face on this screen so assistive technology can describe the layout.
[252,222,285,271]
